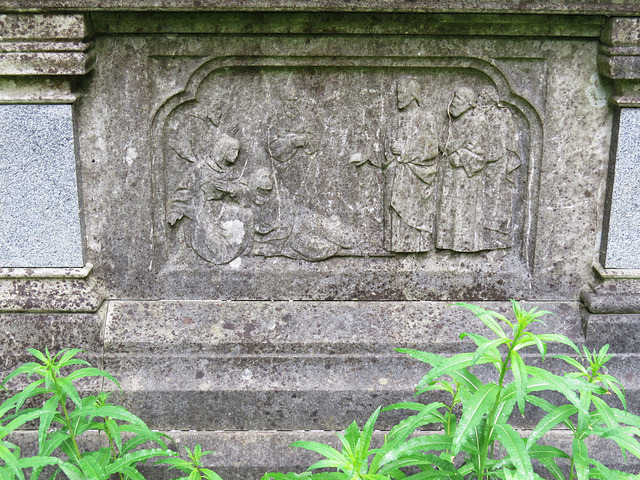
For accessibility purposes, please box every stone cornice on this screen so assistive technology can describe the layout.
[598,17,640,106]
[0,14,93,76]
[0,0,639,14]
[0,13,93,101]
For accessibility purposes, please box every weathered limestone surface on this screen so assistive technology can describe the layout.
[1,6,640,479]
[1,0,640,13]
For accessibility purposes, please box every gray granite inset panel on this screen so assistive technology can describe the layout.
[606,108,640,269]
[0,104,83,267]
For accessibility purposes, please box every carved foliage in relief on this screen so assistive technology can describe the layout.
[161,68,526,265]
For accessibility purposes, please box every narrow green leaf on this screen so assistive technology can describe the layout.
[572,437,589,480]
[118,466,146,480]
[537,457,564,480]
[202,468,224,480]
[599,429,640,460]
[592,396,619,431]
[56,349,86,368]
[355,407,380,460]
[1,362,44,388]
[511,339,540,353]
[105,418,123,453]
[119,426,169,454]
[66,368,121,389]
[343,420,359,456]
[451,383,500,456]
[600,374,627,411]
[535,334,580,355]
[525,332,547,361]
[371,403,445,474]
[290,441,346,465]
[363,475,393,480]
[27,349,48,364]
[378,434,452,466]
[471,337,510,367]
[78,456,107,480]
[306,459,343,471]
[415,353,500,393]
[385,403,444,443]
[402,469,462,479]
[74,404,146,427]
[510,351,527,415]
[495,396,517,426]
[587,459,628,480]
[395,349,443,367]
[38,396,60,453]
[7,379,46,413]
[2,410,49,439]
[527,405,577,449]
[450,368,482,394]
[526,366,587,414]
[57,461,88,480]
[56,377,81,408]
[606,407,640,429]
[493,424,533,480]
[0,444,24,480]
[552,355,588,375]
[528,444,570,459]
[104,448,175,476]
[19,456,60,470]
[454,303,509,338]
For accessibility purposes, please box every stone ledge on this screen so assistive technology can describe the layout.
[90,12,604,37]
[103,300,584,355]
[0,278,104,312]
[0,0,639,15]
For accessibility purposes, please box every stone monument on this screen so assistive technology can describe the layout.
[0,3,640,478]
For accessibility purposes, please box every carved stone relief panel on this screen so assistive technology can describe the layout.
[152,60,537,271]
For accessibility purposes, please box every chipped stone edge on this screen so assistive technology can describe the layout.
[0,262,93,279]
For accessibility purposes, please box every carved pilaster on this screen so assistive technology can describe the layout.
[0,13,93,102]
[584,17,640,313]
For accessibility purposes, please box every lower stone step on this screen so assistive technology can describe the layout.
[10,428,640,480]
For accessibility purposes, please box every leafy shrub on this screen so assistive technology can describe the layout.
[263,301,640,480]
[0,348,221,480]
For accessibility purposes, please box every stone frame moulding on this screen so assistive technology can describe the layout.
[582,17,640,314]
[0,13,101,313]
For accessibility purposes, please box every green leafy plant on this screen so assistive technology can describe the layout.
[157,444,224,480]
[263,301,640,480]
[0,348,219,480]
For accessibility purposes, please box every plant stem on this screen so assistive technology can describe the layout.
[51,377,82,462]
[478,336,518,480]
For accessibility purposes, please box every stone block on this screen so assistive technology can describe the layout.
[103,300,585,430]
[72,31,610,301]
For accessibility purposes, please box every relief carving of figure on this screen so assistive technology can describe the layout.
[166,110,252,265]
[261,78,356,261]
[267,80,317,169]
[477,87,521,249]
[436,86,489,252]
[436,86,520,252]
[381,78,439,252]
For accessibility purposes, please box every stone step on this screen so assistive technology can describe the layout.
[10,428,640,480]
